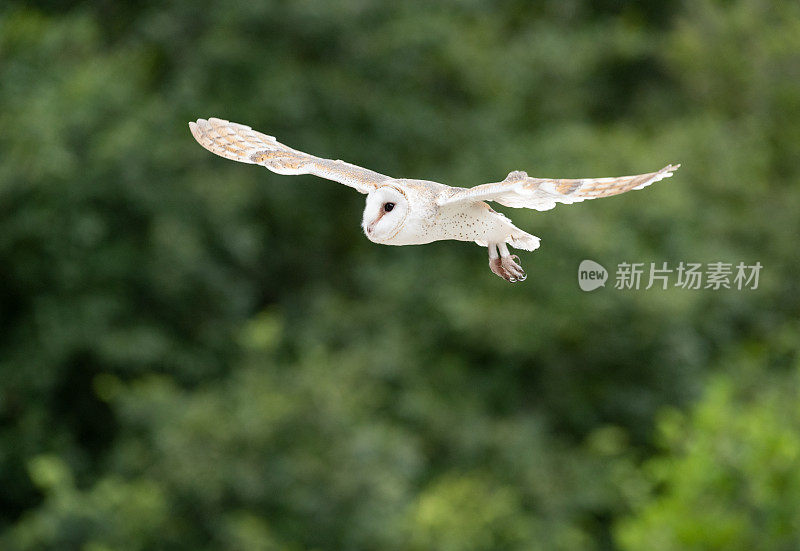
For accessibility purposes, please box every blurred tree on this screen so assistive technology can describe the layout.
[0,9,261,518]
[617,346,800,550]
[4,312,644,550]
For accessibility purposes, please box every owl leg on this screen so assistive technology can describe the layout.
[488,243,527,282]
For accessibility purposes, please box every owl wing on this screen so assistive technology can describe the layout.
[438,164,679,211]
[189,118,392,194]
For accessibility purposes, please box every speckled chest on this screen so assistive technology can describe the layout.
[432,202,497,242]
[389,200,496,246]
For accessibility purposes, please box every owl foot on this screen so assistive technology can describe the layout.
[488,244,527,283]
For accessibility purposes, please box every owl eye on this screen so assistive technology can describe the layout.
[384,202,395,212]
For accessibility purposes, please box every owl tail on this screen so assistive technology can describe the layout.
[509,232,541,251]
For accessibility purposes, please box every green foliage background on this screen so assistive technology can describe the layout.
[1,1,798,549]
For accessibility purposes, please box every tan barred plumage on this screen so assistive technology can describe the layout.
[189,117,284,164]
[190,117,679,283]
[190,118,389,193]
[438,164,680,210]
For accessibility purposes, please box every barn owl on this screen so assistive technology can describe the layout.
[190,118,679,282]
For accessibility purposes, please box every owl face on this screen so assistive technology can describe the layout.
[362,185,409,243]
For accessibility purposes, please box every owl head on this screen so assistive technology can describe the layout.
[362,185,409,243]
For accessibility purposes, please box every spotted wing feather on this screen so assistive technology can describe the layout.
[189,118,392,194]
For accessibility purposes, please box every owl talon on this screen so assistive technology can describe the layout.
[489,256,526,283]
[503,255,526,280]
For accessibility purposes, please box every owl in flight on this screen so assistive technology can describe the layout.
[190,118,679,282]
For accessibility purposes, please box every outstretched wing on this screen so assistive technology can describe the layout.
[189,118,393,194]
[439,164,680,211]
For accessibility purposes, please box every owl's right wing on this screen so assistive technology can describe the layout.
[189,118,392,194]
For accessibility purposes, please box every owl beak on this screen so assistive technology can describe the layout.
[366,212,385,235]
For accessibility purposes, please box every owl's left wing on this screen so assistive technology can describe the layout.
[438,164,679,211]
[190,118,392,194]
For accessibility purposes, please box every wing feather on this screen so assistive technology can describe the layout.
[439,164,680,211]
[189,118,392,194]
